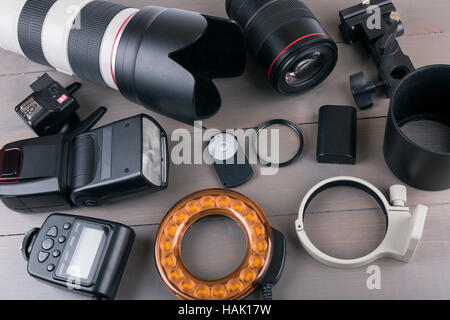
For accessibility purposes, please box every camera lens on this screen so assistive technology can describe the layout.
[226,0,338,95]
[1,0,246,124]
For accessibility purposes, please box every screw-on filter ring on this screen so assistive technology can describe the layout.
[255,119,304,168]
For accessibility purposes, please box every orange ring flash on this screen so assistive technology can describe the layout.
[155,189,273,300]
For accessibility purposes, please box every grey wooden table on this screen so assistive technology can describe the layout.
[0,0,449,300]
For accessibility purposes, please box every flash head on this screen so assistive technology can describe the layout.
[0,0,246,124]
[0,114,168,213]
[70,114,168,207]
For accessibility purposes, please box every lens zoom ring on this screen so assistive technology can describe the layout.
[228,0,317,58]
[68,0,127,86]
[227,0,278,30]
[247,5,316,57]
[18,0,57,66]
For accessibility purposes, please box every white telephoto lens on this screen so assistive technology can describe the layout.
[0,0,246,124]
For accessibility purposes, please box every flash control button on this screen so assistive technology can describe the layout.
[46,226,58,238]
[42,238,54,250]
[38,251,49,263]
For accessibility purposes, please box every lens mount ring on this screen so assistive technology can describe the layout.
[295,176,428,268]
[155,189,274,300]
[255,119,304,168]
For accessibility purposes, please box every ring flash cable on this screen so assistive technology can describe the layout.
[295,176,428,268]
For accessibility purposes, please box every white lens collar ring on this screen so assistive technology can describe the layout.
[295,176,428,269]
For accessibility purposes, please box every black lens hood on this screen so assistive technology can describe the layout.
[383,65,450,191]
[115,6,246,124]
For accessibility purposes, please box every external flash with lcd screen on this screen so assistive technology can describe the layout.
[21,213,135,299]
[0,114,168,212]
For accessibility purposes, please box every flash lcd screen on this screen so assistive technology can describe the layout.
[66,227,105,280]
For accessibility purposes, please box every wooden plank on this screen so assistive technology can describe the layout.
[1,0,450,76]
[84,0,450,41]
[1,203,449,299]
[0,116,448,236]
[0,51,52,77]
[303,0,450,39]
[0,71,195,138]
[0,33,449,132]
[207,32,450,129]
[268,204,450,299]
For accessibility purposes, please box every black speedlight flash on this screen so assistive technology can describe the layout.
[0,114,168,213]
[21,213,135,300]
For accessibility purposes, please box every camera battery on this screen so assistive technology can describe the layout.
[316,105,357,165]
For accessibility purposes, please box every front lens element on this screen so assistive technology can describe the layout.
[285,52,324,86]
